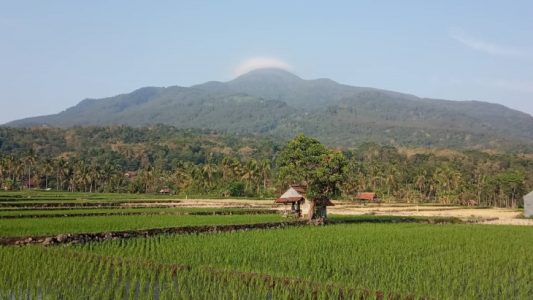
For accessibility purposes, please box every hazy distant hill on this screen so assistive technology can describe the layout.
[6,68,533,150]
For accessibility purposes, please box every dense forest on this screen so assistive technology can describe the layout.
[0,125,531,208]
[8,69,533,151]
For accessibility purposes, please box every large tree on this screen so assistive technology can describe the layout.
[277,134,347,220]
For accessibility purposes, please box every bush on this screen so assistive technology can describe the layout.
[226,181,245,197]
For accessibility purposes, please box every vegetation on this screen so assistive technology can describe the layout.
[3,58,532,300]
[7,69,533,150]
[0,207,274,218]
[0,214,283,237]
[277,134,347,218]
[1,223,531,299]
[1,127,532,207]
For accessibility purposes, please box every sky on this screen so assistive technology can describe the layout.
[1,1,533,123]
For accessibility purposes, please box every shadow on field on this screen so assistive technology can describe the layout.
[329,214,463,225]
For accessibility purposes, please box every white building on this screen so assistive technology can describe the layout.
[524,191,533,218]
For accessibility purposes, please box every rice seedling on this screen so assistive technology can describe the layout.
[1,223,531,299]
[0,214,284,237]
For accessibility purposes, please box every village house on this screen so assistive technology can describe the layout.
[159,188,172,194]
[275,184,334,219]
[354,192,379,203]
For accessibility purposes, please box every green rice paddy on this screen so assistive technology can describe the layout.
[0,191,532,299]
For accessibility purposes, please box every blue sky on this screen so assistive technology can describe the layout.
[1,1,532,123]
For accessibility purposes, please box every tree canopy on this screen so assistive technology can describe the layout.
[0,126,531,208]
[277,134,347,219]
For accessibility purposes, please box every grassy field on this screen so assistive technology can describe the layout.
[1,191,532,299]
[0,207,274,218]
[0,191,179,201]
[1,223,532,299]
[0,214,285,237]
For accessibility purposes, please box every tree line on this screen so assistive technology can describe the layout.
[0,126,531,207]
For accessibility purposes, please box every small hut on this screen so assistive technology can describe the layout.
[276,184,334,218]
[524,191,533,218]
[354,192,379,203]
[159,188,172,194]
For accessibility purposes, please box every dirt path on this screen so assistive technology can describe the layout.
[328,202,532,226]
[1,221,306,246]
[128,198,533,226]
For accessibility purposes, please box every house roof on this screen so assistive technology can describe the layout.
[355,192,378,201]
[290,184,307,194]
[276,187,305,203]
[275,185,334,206]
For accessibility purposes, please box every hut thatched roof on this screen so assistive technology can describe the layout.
[275,187,305,203]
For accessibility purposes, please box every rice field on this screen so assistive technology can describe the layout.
[1,224,532,299]
[0,191,532,299]
[0,207,275,218]
[0,191,178,201]
[0,214,284,237]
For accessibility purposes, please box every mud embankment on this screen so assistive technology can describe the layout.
[0,220,306,246]
[0,209,277,219]
[0,200,182,208]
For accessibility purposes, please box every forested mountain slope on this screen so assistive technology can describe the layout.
[6,69,533,150]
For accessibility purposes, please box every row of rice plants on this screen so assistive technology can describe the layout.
[0,214,284,237]
[78,223,533,299]
[0,191,178,201]
[0,207,275,218]
[2,222,531,298]
[0,200,182,208]
[0,246,364,299]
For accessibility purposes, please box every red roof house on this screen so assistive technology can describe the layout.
[354,192,379,201]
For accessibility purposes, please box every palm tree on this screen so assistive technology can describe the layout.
[0,157,6,189]
[74,161,91,192]
[385,166,400,200]
[415,169,429,200]
[173,162,192,192]
[42,160,54,190]
[24,149,36,189]
[55,158,68,191]
[242,159,259,194]
[202,162,218,191]
[259,160,271,191]
[14,158,25,190]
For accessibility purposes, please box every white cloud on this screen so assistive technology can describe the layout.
[234,57,292,76]
[450,29,529,58]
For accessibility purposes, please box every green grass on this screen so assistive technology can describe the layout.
[329,214,464,224]
[0,190,530,298]
[0,199,181,207]
[1,223,532,299]
[82,223,533,299]
[0,190,272,201]
[0,207,274,218]
[0,214,284,237]
[0,190,179,201]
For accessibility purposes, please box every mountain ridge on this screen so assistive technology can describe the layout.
[5,68,533,150]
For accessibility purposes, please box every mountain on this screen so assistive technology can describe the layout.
[6,68,533,150]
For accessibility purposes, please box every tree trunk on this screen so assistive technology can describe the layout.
[307,200,316,220]
[28,165,31,189]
